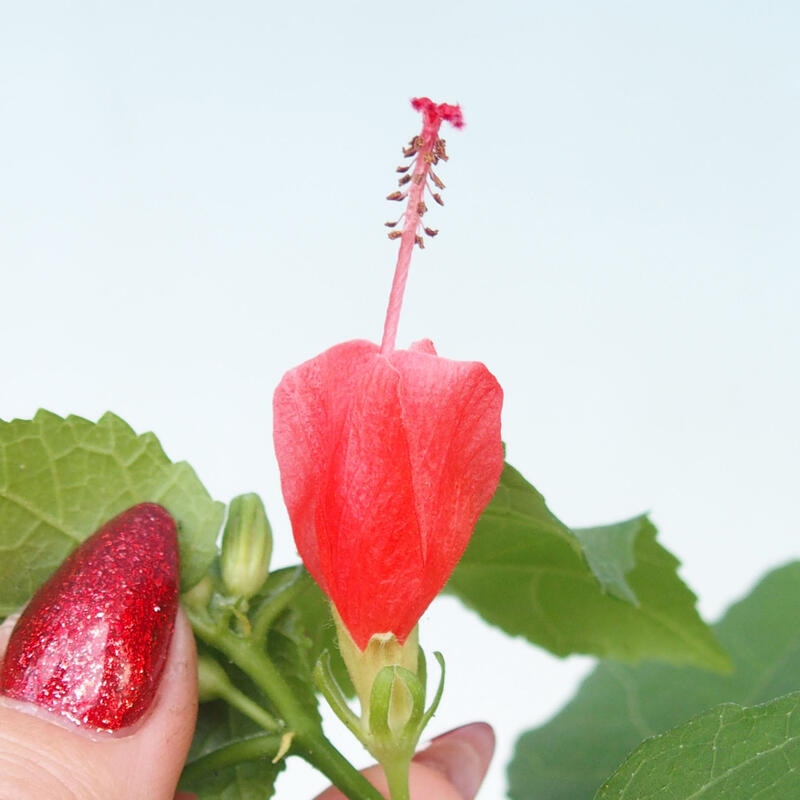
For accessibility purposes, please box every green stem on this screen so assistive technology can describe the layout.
[187,605,384,800]
[217,679,282,733]
[381,753,412,800]
[181,734,284,783]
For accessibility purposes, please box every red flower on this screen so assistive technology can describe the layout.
[273,99,503,650]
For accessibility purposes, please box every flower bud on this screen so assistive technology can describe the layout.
[220,493,272,600]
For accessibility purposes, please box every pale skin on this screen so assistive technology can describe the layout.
[0,611,493,800]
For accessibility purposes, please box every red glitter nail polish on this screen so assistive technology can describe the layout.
[0,503,179,732]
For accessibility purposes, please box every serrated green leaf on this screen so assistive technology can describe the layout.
[596,692,800,799]
[573,519,639,604]
[0,410,224,611]
[446,462,727,669]
[508,562,800,800]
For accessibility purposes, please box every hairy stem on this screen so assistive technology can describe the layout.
[181,733,284,782]
[381,754,412,800]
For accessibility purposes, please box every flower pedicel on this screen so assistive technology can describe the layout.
[0,503,179,731]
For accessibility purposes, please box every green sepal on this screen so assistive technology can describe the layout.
[313,650,364,742]
[418,652,445,734]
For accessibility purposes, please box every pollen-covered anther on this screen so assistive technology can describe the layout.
[387,230,403,240]
[383,99,463,246]
[402,136,423,158]
[384,220,399,228]
[429,170,445,190]
[415,235,425,249]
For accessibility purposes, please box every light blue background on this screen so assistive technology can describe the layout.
[2,3,798,797]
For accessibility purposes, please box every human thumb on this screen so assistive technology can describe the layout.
[0,504,198,800]
[0,609,197,799]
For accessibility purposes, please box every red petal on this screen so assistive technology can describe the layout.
[273,341,502,649]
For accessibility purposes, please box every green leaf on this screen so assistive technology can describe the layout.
[0,410,224,611]
[290,571,355,698]
[446,462,727,669]
[572,519,639,604]
[508,561,800,800]
[265,599,323,726]
[596,692,800,799]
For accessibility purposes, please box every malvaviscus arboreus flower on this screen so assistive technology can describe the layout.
[273,98,503,654]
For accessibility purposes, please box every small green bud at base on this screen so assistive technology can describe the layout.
[220,493,273,600]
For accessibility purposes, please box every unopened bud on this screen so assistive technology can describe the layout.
[220,493,272,600]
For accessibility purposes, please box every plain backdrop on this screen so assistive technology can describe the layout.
[2,3,798,797]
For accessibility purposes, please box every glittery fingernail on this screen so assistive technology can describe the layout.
[0,503,179,732]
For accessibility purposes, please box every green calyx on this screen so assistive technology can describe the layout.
[314,613,446,800]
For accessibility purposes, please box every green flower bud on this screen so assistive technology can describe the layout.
[220,493,272,600]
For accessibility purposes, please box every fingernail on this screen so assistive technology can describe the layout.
[0,503,179,732]
[414,722,495,800]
